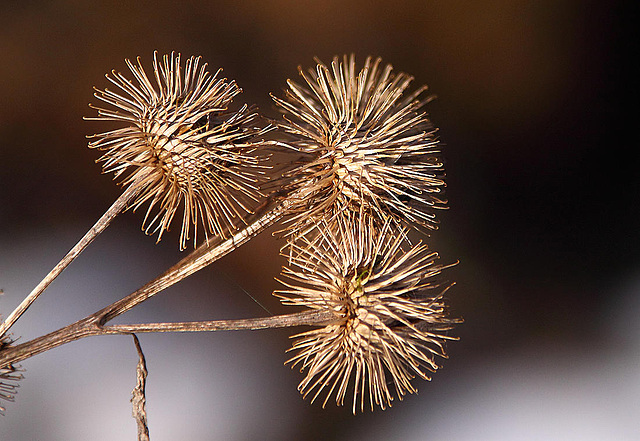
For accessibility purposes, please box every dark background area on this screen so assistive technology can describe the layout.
[1,1,638,440]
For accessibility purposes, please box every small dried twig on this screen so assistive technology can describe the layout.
[131,335,149,441]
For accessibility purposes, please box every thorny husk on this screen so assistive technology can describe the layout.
[88,51,272,250]
[276,212,459,412]
[272,55,447,238]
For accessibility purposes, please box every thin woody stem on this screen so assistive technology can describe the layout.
[0,309,336,368]
[0,182,142,339]
[0,316,108,368]
[104,309,337,333]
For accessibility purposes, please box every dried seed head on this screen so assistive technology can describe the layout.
[272,54,447,235]
[0,333,23,415]
[276,213,459,412]
[87,52,270,250]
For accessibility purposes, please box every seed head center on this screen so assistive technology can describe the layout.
[332,142,368,200]
[142,112,207,183]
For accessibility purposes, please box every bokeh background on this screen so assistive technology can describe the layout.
[1,1,637,440]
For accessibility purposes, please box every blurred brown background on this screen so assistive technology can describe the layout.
[1,1,637,440]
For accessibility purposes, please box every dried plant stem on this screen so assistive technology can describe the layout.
[131,335,150,441]
[0,316,108,367]
[0,182,142,339]
[97,199,289,324]
[104,309,336,334]
[0,310,335,368]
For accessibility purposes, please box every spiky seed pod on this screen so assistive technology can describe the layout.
[272,54,447,236]
[275,212,459,412]
[0,333,23,415]
[88,52,270,250]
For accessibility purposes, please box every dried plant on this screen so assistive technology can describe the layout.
[272,55,447,236]
[88,52,271,250]
[0,52,268,340]
[0,52,459,437]
[276,213,458,412]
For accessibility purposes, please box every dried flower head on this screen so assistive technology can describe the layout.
[88,52,270,250]
[276,213,459,412]
[0,333,23,415]
[272,55,447,235]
